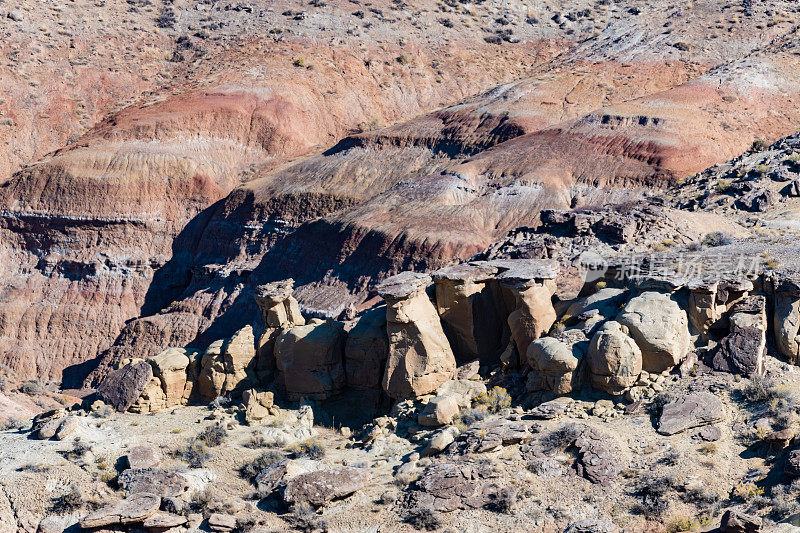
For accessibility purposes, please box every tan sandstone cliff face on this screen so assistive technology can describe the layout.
[3,0,800,385]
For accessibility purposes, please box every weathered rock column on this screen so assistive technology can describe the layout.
[687,279,722,339]
[344,307,389,390]
[254,279,306,375]
[774,275,800,364]
[378,272,457,399]
[431,262,504,365]
[495,260,559,368]
[197,325,257,399]
[275,318,346,401]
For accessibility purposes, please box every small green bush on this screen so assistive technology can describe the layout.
[197,424,227,447]
[239,450,284,482]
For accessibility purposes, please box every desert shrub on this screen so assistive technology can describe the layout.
[633,474,679,518]
[701,232,732,247]
[769,482,800,519]
[649,391,676,415]
[405,505,442,531]
[286,438,325,459]
[659,449,682,466]
[741,376,800,425]
[473,386,511,413]
[243,433,269,449]
[732,481,764,503]
[0,417,25,431]
[0,374,7,392]
[698,442,717,456]
[541,424,582,452]
[63,439,92,461]
[91,404,113,418]
[287,502,328,532]
[50,484,84,514]
[18,463,50,473]
[486,487,517,513]
[672,41,690,51]
[394,470,421,487]
[239,450,284,482]
[156,7,176,28]
[20,379,44,396]
[208,396,230,410]
[175,440,212,468]
[751,139,768,152]
[198,424,227,447]
[453,408,488,430]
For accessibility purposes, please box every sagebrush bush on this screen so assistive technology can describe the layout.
[473,386,511,413]
[50,484,84,514]
[197,424,227,447]
[20,379,43,396]
[701,231,732,247]
[405,506,442,531]
[175,440,212,468]
[287,438,325,459]
[239,450,284,482]
[288,502,328,532]
[541,424,581,452]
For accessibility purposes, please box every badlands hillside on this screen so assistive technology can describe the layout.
[6,0,800,531]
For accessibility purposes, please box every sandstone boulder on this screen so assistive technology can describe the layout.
[275,319,346,400]
[255,459,290,495]
[774,276,800,364]
[617,292,690,373]
[404,461,501,512]
[54,416,79,441]
[418,395,460,427]
[243,389,276,424]
[563,287,628,335]
[97,361,154,412]
[208,513,237,532]
[197,325,257,400]
[687,279,723,338]
[129,376,167,414]
[720,509,762,532]
[149,347,198,407]
[564,519,617,533]
[142,512,188,529]
[658,392,725,435]
[587,321,642,394]
[435,379,486,408]
[283,467,370,507]
[79,492,161,528]
[378,272,456,399]
[496,260,559,367]
[527,336,582,395]
[254,279,305,329]
[432,262,505,364]
[344,307,389,390]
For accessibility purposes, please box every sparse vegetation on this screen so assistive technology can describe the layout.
[701,231,732,247]
[287,502,329,532]
[50,484,84,514]
[473,386,511,413]
[453,408,488,430]
[239,450,284,482]
[751,138,769,152]
[405,505,442,531]
[174,440,212,468]
[197,424,227,447]
[287,438,325,459]
[20,379,44,396]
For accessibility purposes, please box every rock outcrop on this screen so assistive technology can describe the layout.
[496,260,559,367]
[344,307,389,390]
[774,276,800,364]
[588,321,642,395]
[617,292,690,373]
[197,326,257,400]
[282,467,370,507]
[97,361,153,412]
[657,392,726,435]
[379,272,457,399]
[527,336,583,395]
[275,319,346,401]
[432,262,506,364]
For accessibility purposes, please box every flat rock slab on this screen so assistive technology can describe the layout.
[97,361,153,412]
[79,492,161,528]
[283,467,370,507]
[376,271,431,299]
[446,419,531,455]
[208,513,237,532]
[118,468,189,497]
[142,511,187,528]
[658,392,725,435]
[403,461,501,512]
[127,445,162,469]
